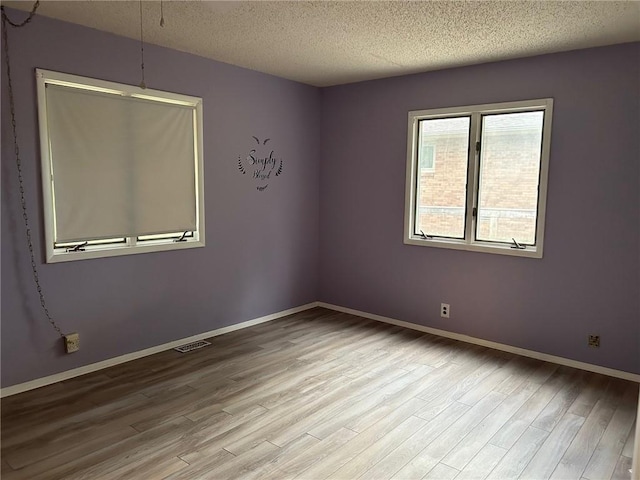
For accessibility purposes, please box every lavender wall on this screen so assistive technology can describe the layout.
[1,12,320,387]
[2,11,638,390]
[319,44,640,374]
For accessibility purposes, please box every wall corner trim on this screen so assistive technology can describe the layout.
[317,302,640,383]
[0,302,320,398]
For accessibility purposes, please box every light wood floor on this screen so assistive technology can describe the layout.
[1,307,637,480]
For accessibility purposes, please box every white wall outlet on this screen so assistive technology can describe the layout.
[64,333,80,353]
[441,303,450,318]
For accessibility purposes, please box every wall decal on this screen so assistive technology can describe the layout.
[237,136,284,191]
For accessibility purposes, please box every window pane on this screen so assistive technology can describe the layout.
[415,116,470,239]
[54,238,126,249]
[476,111,544,245]
[137,231,193,241]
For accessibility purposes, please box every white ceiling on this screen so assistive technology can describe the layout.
[4,0,640,87]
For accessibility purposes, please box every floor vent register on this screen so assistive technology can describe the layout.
[174,340,211,353]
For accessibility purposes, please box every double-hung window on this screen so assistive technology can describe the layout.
[404,99,553,258]
[36,69,205,263]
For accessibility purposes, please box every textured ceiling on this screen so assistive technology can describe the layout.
[3,0,640,87]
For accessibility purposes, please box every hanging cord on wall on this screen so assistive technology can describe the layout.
[160,0,165,27]
[139,0,146,89]
[1,2,65,338]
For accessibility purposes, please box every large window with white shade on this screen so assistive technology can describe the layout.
[404,99,553,258]
[36,69,205,263]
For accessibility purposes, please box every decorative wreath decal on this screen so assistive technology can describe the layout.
[237,136,284,191]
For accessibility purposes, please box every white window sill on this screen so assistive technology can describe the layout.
[404,236,543,259]
[46,239,205,263]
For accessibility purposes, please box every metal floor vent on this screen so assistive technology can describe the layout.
[174,340,211,353]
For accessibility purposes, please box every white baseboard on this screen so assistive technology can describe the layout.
[0,302,319,398]
[3,300,637,398]
[317,302,640,383]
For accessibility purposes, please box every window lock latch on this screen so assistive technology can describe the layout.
[66,241,88,252]
[510,238,526,250]
[418,230,432,240]
[174,231,189,243]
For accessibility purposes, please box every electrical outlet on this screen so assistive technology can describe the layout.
[441,303,450,318]
[64,333,80,353]
[588,335,600,348]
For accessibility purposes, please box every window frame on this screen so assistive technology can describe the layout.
[36,69,205,263]
[404,98,553,259]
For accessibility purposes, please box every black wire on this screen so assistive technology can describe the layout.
[2,1,65,338]
[139,0,146,88]
[1,1,40,27]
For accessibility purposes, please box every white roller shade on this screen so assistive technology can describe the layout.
[45,84,197,243]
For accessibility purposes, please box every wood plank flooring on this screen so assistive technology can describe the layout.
[1,307,637,480]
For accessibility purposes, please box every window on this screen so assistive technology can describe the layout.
[36,69,205,263]
[404,99,553,258]
[419,144,435,173]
